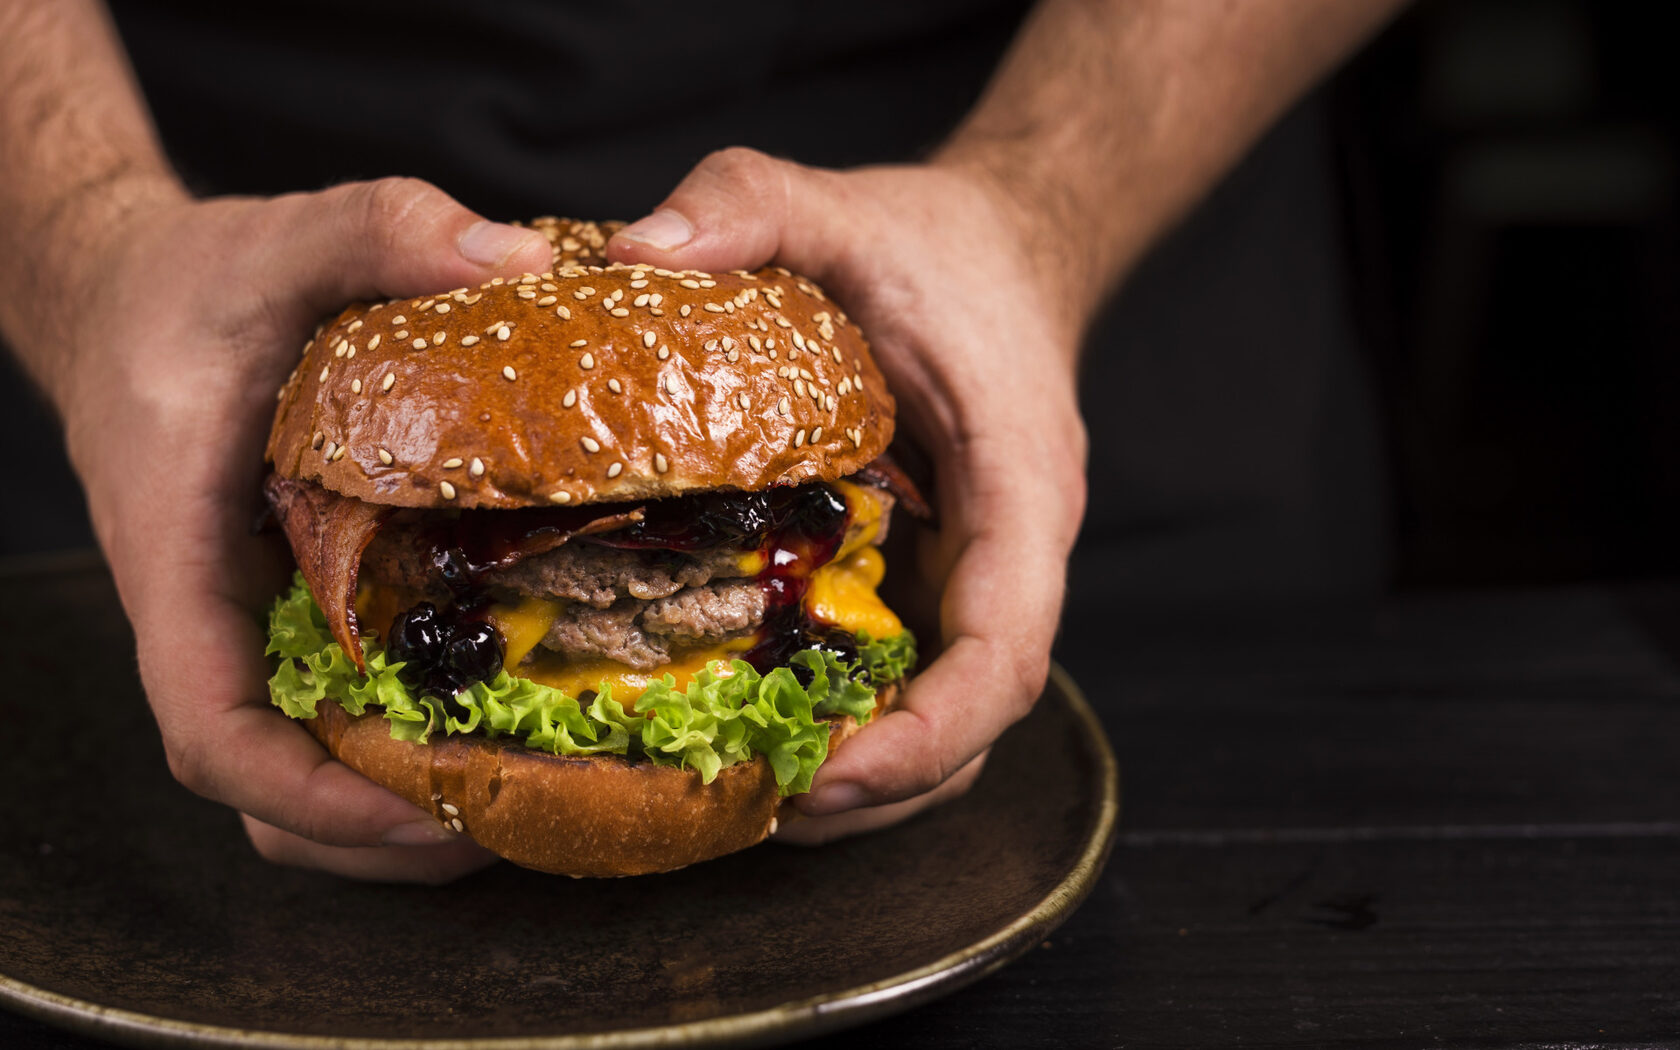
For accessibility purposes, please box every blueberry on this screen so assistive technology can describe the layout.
[443,621,504,686]
[387,603,445,668]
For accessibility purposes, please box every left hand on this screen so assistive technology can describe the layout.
[608,148,1089,843]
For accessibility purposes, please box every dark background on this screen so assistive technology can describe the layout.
[2,0,1677,587]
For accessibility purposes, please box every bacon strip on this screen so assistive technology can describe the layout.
[856,453,933,522]
[264,475,392,671]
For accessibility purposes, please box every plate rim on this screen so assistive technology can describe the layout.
[0,662,1119,1050]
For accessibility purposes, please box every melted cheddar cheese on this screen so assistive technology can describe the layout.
[485,595,566,670]
[803,545,902,640]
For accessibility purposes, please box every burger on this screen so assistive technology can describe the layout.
[260,218,924,877]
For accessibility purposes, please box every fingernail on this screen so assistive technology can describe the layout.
[382,820,458,846]
[615,209,693,251]
[800,781,868,816]
[458,221,545,266]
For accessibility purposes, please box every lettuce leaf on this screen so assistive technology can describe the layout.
[264,574,914,795]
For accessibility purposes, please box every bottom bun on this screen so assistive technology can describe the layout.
[306,682,900,877]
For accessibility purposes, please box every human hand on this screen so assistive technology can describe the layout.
[49,177,554,880]
[607,149,1089,842]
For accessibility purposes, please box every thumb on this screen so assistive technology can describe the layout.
[606,148,849,279]
[259,177,554,316]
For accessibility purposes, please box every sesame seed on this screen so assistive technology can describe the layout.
[832,347,844,363]
[348,320,363,332]
[541,282,557,292]
[351,378,363,394]
[650,293,663,306]
[322,440,336,459]
[812,426,823,442]
[442,457,463,469]
[549,490,572,504]
[470,457,485,477]
[704,303,725,313]
[738,393,750,410]
[518,274,538,285]
[750,335,762,352]
[441,803,460,817]
[778,396,791,416]
[483,321,505,334]
[721,336,734,351]
[312,431,324,449]
[496,326,511,341]
[794,429,807,448]
[319,365,330,382]
[650,308,665,317]
[377,447,393,466]
[795,378,806,399]
[461,335,480,347]
[826,394,836,411]
[517,289,536,300]
[394,330,410,341]
[569,339,588,348]
[580,353,595,370]
[581,436,600,453]
[767,338,777,349]
[727,349,739,362]
[333,340,347,358]
[608,378,622,394]
[368,334,381,350]
[332,444,346,462]
[850,429,862,448]
[633,293,650,307]
[391,314,408,325]
[610,307,629,317]
[657,345,670,360]
[572,290,589,301]
[705,339,719,353]
[606,461,623,479]
[680,278,701,289]
[562,389,577,408]
[642,331,657,349]
[439,481,456,499]
[631,270,646,281]
[435,302,451,314]
[655,452,669,473]
[557,305,571,320]
[580,286,596,296]
[432,331,446,346]
[417,299,435,311]
[536,295,557,306]
[699,278,717,288]
[775,316,792,329]
[450,817,465,832]
[680,305,692,318]
[665,375,680,396]
[412,338,427,350]
[793,332,806,350]
[855,372,864,387]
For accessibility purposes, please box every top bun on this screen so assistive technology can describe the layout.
[266,219,895,509]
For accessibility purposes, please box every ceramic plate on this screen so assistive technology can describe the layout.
[0,564,1117,1049]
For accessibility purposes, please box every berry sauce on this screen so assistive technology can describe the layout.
[391,483,859,696]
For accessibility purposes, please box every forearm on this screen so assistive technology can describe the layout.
[0,0,185,405]
[935,0,1406,334]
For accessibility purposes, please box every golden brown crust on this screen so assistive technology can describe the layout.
[305,682,901,877]
[266,217,895,509]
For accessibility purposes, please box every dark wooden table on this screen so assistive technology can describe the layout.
[4,557,1678,1048]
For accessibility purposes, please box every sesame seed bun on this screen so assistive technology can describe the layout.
[265,218,895,508]
[305,680,900,877]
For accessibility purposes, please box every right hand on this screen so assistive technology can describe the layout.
[51,177,555,881]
